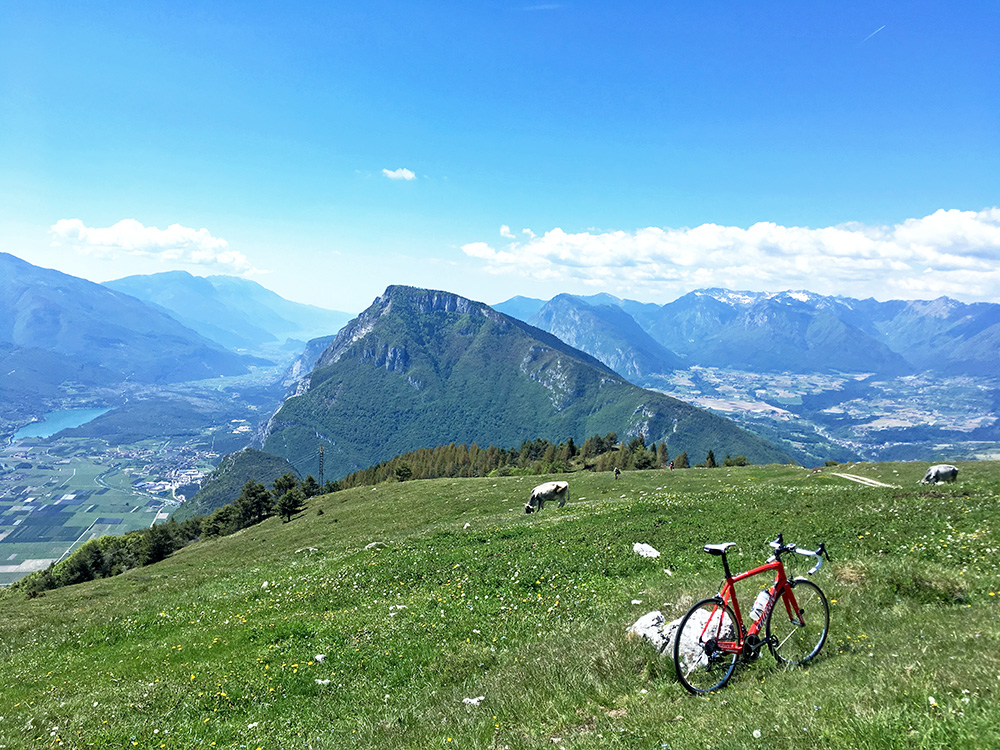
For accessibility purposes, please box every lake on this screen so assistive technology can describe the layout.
[13,408,111,441]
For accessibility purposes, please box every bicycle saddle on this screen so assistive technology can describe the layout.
[703,542,736,555]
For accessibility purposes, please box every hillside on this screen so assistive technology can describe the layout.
[261,286,791,478]
[105,270,352,355]
[174,448,301,521]
[2,462,998,748]
[0,253,251,392]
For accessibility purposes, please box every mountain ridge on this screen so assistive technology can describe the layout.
[104,270,352,355]
[503,287,1000,377]
[262,285,791,478]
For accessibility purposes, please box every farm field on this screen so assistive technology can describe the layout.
[0,438,207,586]
[1,461,998,748]
[0,368,287,586]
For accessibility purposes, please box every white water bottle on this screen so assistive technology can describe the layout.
[749,589,771,620]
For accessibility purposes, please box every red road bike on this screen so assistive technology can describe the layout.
[673,534,831,694]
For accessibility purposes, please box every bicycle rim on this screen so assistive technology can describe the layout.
[673,598,739,694]
[766,578,829,666]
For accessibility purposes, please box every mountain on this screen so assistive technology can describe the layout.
[260,285,791,478]
[492,295,545,321]
[840,296,1000,376]
[500,287,1000,377]
[642,290,913,374]
[0,253,251,393]
[104,271,352,354]
[528,294,684,383]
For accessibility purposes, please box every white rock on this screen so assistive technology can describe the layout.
[633,542,660,558]
[462,696,485,706]
[627,611,670,653]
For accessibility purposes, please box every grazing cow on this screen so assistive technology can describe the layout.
[525,481,569,513]
[919,464,959,485]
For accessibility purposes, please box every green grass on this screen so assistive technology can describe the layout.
[1,462,998,748]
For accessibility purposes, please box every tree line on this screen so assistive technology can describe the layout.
[335,433,748,487]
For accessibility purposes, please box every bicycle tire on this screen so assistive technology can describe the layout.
[673,598,739,694]
[766,577,829,666]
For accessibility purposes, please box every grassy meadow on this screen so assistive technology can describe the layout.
[1,461,998,748]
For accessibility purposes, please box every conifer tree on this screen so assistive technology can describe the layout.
[236,480,273,527]
[272,473,298,498]
[656,442,669,468]
[277,486,306,522]
[675,451,689,469]
[301,475,321,497]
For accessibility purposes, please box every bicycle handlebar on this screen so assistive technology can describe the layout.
[768,535,831,575]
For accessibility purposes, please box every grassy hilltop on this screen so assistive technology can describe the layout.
[2,462,998,748]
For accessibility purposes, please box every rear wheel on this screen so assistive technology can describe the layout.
[766,578,829,666]
[673,598,739,694]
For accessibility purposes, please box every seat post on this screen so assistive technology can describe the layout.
[720,552,733,580]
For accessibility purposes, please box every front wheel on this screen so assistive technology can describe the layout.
[673,598,739,694]
[766,578,829,666]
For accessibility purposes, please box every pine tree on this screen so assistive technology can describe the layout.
[272,473,298,498]
[705,450,717,468]
[675,451,689,469]
[139,523,175,566]
[277,486,306,522]
[301,475,321,497]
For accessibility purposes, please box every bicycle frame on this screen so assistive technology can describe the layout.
[705,555,802,655]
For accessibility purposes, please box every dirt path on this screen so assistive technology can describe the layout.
[831,472,899,488]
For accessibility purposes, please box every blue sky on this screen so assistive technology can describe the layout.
[2,1,998,313]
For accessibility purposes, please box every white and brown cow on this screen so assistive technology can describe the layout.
[525,481,569,513]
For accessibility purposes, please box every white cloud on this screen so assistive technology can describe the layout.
[461,208,1000,302]
[500,224,515,239]
[381,167,416,181]
[50,218,254,274]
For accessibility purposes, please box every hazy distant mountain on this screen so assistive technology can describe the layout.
[492,295,545,321]
[643,290,912,374]
[499,287,1000,376]
[278,334,338,392]
[0,253,250,394]
[261,285,791,478]
[839,296,1000,376]
[528,294,683,383]
[105,271,352,354]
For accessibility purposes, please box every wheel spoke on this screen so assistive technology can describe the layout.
[766,579,829,666]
